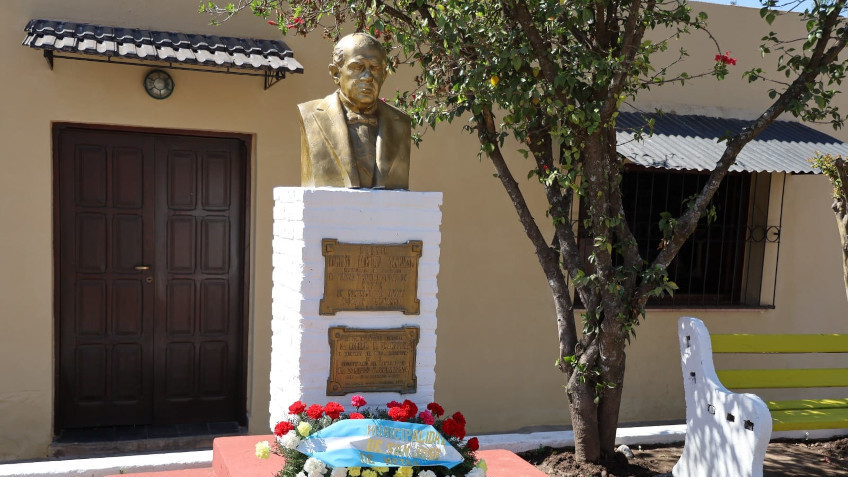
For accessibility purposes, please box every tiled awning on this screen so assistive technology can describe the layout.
[22,19,303,87]
[616,112,848,173]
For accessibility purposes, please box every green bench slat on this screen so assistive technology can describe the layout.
[711,334,848,353]
[766,398,848,411]
[717,369,848,389]
[771,407,848,431]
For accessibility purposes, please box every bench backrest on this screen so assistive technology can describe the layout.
[712,334,848,389]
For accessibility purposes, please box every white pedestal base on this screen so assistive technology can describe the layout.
[270,187,442,429]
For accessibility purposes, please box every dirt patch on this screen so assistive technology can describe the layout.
[519,436,848,477]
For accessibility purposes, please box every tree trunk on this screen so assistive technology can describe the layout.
[831,159,848,304]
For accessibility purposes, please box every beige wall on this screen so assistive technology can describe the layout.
[2,0,848,461]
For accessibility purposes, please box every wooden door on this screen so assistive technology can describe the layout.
[56,127,246,429]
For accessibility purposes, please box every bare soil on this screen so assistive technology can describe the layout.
[519,436,848,476]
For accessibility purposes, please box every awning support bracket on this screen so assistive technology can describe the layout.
[264,70,285,90]
[44,50,53,70]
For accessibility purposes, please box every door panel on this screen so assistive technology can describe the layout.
[57,128,246,430]
[153,136,244,424]
[58,130,155,428]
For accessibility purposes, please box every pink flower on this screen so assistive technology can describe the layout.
[351,395,367,408]
[419,410,434,425]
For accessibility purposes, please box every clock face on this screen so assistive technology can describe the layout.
[144,70,174,99]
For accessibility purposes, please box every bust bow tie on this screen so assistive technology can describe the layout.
[346,111,378,126]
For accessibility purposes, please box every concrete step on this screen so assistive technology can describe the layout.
[110,468,215,477]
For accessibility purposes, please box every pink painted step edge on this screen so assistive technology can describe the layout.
[109,435,547,477]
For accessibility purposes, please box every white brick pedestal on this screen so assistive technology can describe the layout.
[270,187,443,429]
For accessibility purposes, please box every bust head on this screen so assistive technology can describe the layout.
[329,33,387,113]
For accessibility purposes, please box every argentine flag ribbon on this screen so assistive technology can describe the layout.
[296,419,464,469]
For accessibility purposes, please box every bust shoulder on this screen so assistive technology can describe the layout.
[378,100,411,121]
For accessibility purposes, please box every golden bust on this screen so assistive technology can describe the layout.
[298,33,411,189]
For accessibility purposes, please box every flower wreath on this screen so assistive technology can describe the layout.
[256,396,485,477]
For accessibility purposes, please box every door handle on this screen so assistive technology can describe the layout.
[134,265,151,271]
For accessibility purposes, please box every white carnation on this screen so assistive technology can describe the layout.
[417,471,437,477]
[330,468,347,477]
[280,430,301,450]
[465,468,486,477]
[304,457,328,476]
[296,473,306,477]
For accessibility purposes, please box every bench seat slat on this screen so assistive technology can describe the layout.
[766,398,848,411]
[771,407,848,431]
[717,369,848,389]
[711,334,848,353]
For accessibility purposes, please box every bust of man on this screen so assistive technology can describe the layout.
[298,33,411,189]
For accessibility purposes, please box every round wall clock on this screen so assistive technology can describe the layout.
[143,70,174,100]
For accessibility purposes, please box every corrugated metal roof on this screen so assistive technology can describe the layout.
[616,112,848,173]
[22,19,304,74]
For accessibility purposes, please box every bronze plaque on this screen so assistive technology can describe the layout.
[319,239,422,315]
[327,326,419,395]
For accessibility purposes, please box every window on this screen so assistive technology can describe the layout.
[578,166,779,307]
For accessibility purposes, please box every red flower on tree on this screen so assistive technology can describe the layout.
[324,402,345,420]
[715,51,737,66]
[289,401,306,414]
[287,17,304,29]
[306,404,324,419]
[274,421,294,437]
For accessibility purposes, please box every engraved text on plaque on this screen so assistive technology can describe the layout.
[327,326,419,395]
[320,239,422,315]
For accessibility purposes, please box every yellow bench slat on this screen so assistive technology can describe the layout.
[766,398,848,411]
[711,334,848,353]
[717,369,848,389]
[771,407,848,431]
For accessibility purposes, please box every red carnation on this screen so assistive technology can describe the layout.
[466,437,479,451]
[351,395,367,408]
[306,404,324,419]
[388,406,407,422]
[289,401,306,414]
[387,400,402,408]
[402,400,418,420]
[350,412,365,419]
[274,421,294,437]
[442,418,466,440]
[324,402,345,420]
[452,411,466,426]
[426,402,444,417]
